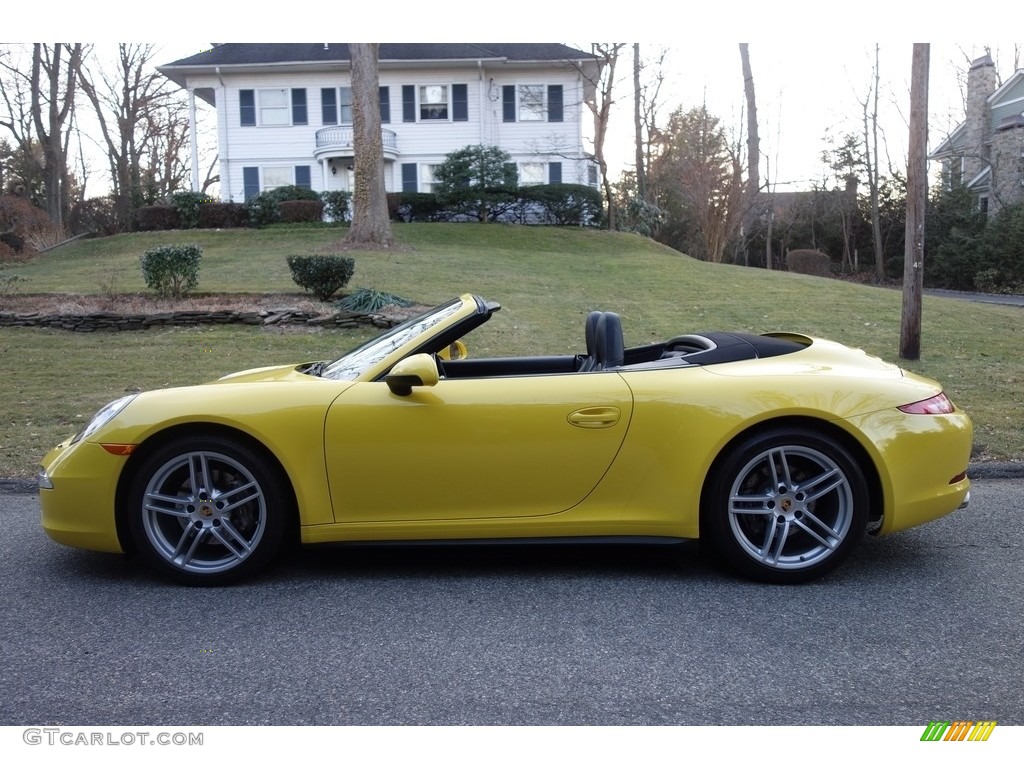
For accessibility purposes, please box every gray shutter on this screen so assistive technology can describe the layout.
[402,85,416,122]
[401,163,418,192]
[240,90,256,126]
[291,88,307,125]
[502,85,516,122]
[243,167,260,200]
[295,166,312,189]
[379,86,390,123]
[549,162,562,184]
[547,85,563,122]
[321,88,337,124]
[452,84,468,121]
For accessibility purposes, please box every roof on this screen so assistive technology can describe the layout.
[930,67,1024,158]
[161,43,594,80]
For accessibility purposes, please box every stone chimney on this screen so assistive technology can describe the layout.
[963,54,997,183]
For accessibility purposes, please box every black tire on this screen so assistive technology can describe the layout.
[702,427,868,584]
[126,434,290,586]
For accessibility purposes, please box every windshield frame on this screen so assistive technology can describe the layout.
[319,295,490,381]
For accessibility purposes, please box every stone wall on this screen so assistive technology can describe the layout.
[0,307,399,332]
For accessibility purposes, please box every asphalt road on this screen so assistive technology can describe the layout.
[1,480,1022,726]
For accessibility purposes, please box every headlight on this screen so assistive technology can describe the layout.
[71,394,138,444]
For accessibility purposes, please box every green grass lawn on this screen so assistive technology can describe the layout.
[2,222,1022,478]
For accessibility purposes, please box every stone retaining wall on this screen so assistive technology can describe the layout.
[0,308,399,332]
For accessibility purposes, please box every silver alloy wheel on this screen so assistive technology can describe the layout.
[141,450,267,575]
[727,445,854,570]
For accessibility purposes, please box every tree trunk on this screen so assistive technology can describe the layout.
[633,44,646,202]
[739,43,760,267]
[30,43,81,231]
[900,44,929,361]
[345,43,393,247]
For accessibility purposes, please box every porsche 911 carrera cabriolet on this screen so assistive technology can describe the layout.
[39,293,972,586]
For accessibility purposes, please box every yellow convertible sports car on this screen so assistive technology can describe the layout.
[39,293,972,586]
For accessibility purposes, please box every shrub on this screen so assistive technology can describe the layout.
[265,185,321,203]
[337,288,413,313]
[140,244,202,298]
[70,196,125,236]
[286,254,355,301]
[278,199,325,224]
[136,205,182,231]
[197,202,248,229]
[787,249,831,277]
[0,195,58,254]
[388,192,447,222]
[517,184,602,226]
[244,193,280,227]
[320,190,351,223]
[170,191,216,229]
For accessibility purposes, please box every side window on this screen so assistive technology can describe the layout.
[240,90,256,126]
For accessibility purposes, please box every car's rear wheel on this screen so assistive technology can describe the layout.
[126,435,289,586]
[703,427,868,583]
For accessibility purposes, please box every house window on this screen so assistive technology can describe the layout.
[519,85,545,121]
[587,165,599,186]
[259,89,291,126]
[262,166,294,190]
[420,164,440,193]
[419,85,449,120]
[503,84,563,123]
[339,87,354,124]
[519,163,545,186]
[979,195,989,215]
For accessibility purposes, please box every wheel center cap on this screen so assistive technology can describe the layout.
[780,497,793,513]
[199,504,214,518]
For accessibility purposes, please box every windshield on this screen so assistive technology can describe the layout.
[320,298,465,381]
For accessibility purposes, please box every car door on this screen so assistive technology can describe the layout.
[323,371,633,522]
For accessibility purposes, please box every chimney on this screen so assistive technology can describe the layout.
[963,54,997,183]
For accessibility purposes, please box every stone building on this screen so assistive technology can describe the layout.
[931,55,1024,215]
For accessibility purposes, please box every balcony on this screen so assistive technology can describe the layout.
[314,126,399,161]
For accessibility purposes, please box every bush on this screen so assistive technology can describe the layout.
[517,184,602,226]
[320,190,351,223]
[170,191,216,229]
[70,196,125,236]
[140,244,202,298]
[278,199,325,224]
[387,192,447,222]
[197,202,248,229]
[787,249,831,277]
[136,205,182,231]
[244,193,280,227]
[0,195,58,254]
[286,254,355,301]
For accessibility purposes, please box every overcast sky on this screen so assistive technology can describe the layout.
[10,2,1021,194]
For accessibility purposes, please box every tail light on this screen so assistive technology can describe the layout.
[898,392,954,414]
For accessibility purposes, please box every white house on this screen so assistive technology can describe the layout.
[159,43,600,203]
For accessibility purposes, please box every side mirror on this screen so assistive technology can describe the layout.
[385,354,440,396]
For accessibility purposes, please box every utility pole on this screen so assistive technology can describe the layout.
[900,44,929,360]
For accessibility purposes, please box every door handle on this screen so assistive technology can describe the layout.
[567,407,621,428]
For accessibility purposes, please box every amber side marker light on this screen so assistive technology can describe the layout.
[898,392,955,415]
[100,444,137,456]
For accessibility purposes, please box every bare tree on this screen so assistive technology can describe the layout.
[31,43,82,230]
[582,43,625,230]
[633,44,646,202]
[900,44,929,360]
[345,43,393,247]
[860,44,886,279]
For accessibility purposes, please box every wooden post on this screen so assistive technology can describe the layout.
[900,44,929,360]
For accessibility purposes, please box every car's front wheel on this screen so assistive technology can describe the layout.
[702,427,868,584]
[126,435,290,586]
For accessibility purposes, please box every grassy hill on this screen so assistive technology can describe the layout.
[2,223,1021,477]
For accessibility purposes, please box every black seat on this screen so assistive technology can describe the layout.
[594,312,624,370]
[578,310,602,372]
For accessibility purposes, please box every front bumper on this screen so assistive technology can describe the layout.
[39,439,127,554]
